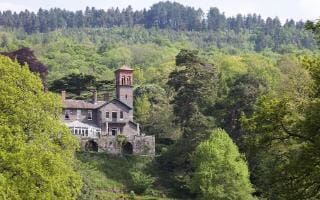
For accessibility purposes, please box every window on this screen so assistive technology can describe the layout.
[85,129,88,137]
[111,128,118,136]
[121,76,125,85]
[88,110,93,120]
[82,129,85,136]
[125,94,128,99]
[106,112,110,119]
[71,127,90,137]
[127,77,130,85]
[120,111,124,120]
[65,110,70,120]
[112,112,117,120]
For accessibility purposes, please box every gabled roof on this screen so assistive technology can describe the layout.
[63,99,105,109]
[97,98,132,110]
[62,98,132,110]
[129,120,138,127]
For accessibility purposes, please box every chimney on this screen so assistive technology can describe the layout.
[137,123,140,135]
[61,90,66,101]
[93,90,98,104]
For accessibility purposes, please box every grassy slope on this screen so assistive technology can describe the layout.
[76,152,172,200]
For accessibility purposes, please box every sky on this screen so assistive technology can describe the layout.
[0,0,319,22]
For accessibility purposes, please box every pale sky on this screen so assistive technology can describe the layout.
[0,0,319,22]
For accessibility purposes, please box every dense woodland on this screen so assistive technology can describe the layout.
[0,1,317,52]
[1,1,320,200]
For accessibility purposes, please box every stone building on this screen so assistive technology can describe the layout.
[61,65,155,156]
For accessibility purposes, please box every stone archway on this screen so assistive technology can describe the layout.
[122,142,133,155]
[85,140,99,152]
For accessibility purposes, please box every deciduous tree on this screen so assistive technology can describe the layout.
[191,128,255,200]
[0,55,82,199]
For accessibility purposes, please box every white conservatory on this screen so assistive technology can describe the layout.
[66,120,101,139]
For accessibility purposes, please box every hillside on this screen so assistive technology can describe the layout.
[0,26,317,83]
[1,1,320,199]
[76,152,171,200]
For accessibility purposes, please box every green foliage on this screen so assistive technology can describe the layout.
[168,49,218,127]
[241,54,320,199]
[129,191,136,200]
[134,95,151,125]
[0,12,318,199]
[103,46,133,68]
[49,73,113,98]
[301,55,320,97]
[306,20,320,45]
[217,74,268,140]
[191,128,255,200]
[50,73,95,94]
[76,152,165,199]
[1,2,317,53]
[0,55,82,199]
[130,170,155,195]
[116,134,127,146]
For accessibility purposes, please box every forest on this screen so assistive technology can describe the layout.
[1,1,320,199]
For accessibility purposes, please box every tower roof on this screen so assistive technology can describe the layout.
[115,65,134,72]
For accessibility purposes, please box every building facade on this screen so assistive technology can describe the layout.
[61,66,155,156]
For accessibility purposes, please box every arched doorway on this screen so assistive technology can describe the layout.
[122,142,133,155]
[85,140,99,152]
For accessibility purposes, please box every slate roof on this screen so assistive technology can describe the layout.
[62,98,132,110]
[62,99,105,109]
[108,99,132,110]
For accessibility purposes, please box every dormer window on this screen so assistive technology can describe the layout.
[65,110,70,120]
[87,110,93,120]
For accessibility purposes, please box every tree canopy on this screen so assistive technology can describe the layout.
[0,55,82,199]
[0,47,48,88]
[191,128,255,200]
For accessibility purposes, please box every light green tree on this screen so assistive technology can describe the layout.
[191,128,255,200]
[134,94,151,125]
[0,55,82,199]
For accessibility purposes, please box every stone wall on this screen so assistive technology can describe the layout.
[80,135,155,156]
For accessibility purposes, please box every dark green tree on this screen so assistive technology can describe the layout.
[207,7,226,31]
[49,73,96,96]
[158,49,219,196]
[168,49,218,129]
[219,74,268,140]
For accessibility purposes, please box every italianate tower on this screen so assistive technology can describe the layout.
[115,65,134,108]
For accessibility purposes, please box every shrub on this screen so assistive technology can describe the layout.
[130,170,155,194]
